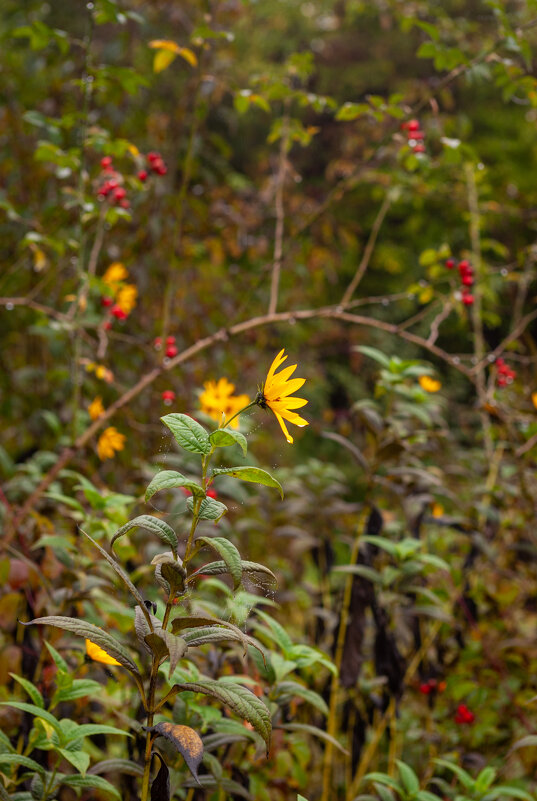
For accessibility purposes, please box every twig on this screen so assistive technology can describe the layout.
[340,191,392,306]
[427,301,453,345]
[0,297,69,321]
[268,113,290,315]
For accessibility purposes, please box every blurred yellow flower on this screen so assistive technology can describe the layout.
[200,378,249,429]
[84,361,114,383]
[532,392,537,410]
[256,349,308,444]
[97,427,126,460]
[85,639,121,666]
[419,375,442,393]
[432,502,444,518]
[88,396,105,420]
[116,283,138,314]
[102,262,128,288]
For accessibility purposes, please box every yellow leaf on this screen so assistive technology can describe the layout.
[149,39,182,53]
[153,49,178,73]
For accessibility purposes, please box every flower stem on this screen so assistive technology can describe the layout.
[221,400,257,430]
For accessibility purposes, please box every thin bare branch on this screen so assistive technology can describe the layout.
[340,192,391,306]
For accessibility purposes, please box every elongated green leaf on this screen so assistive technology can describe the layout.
[111,515,178,557]
[82,531,152,627]
[88,759,144,776]
[64,724,132,744]
[21,617,139,675]
[58,748,90,775]
[172,680,271,752]
[0,702,62,734]
[354,345,391,368]
[209,429,247,456]
[44,641,68,673]
[172,616,264,657]
[9,673,44,708]
[187,560,276,583]
[396,760,419,795]
[194,537,242,588]
[186,496,228,521]
[254,609,293,652]
[145,471,205,502]
[484,789,534,801]
[279,722,348,754]
[61,774,121,801]
[510,734,537,752]
[273,680,328,716]
[364,773,402,792]
[52,678,103,704]
[211,467,283,498]
[0,754,46,775]
[433,760,473,789]
[161,414,211,454]
[331,565,382,583]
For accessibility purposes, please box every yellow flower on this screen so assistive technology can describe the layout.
[116,283,138,314]
[200,378,249,429]
[432,502,444,518]
[419,375,442,393]
[532,392,537,410]
[102,262,128,288]
[85,639,121,666]
[97,427,126,460]
[88,396,105,420]
[256,349,308,444]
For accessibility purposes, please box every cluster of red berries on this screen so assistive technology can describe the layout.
[141,151,167,178]
[419,678,446,695]
[154,335,178,359]
[446,258,475,306]
[100,296,127,328]
[454,703,475,725]
[401,119,425,154]
[495,357,516,388]
[96,157,130,209]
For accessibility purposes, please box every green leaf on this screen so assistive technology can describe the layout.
[161,413,211,454]
[396,760,420,796]
[0,754,46,775]
[88,759,144,777]
[186,496,228,522]
[64,723,132,744]
[187,560,276,583]
[145,471,205,502]
[364,773,403,793]
[211,467,283,499]
[280,723,348,754]
[354,345,392,368]
[9,673,44,708]
[44,641,68,673]
[111,515,178,558]
[82,531,152,626]
[58,748,90,775]
[209,429,248,456]
[416,792,442,801]
[475,767,496,793]
[53,679,102,704]
[484,789,534,801]
[254,609,293,652]
[194,537,242,589]
[171,615,263,656]
[60,774,121,801]
[21,616,139,675]
[434,760,474,790]
[170,680,271,752]
[510,734,537,752]
[0,702,62,735]
[273,681,328,716]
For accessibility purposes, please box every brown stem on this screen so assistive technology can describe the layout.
[268,113,289,315]
[340,192,391,306]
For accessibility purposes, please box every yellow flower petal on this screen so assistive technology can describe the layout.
[532,392,537,411]
[97,427,126,460]
[257,349,308,443]
[419,375,442,393]
[88,396,105,421]
[85,639,121,666]
[199,378,249,428]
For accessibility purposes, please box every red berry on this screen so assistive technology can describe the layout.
[207,488,217,499]
[104,320,112,330]
[454,704,475,725]
[408,119,420,131]
[497,377,507,387]
[152,160,167,176]
[113,187,127,201]
[101,296,113,308]
[458,259,470,273]
[445,259,455,269]
[137,169,148,181]
[97,183,111,197]
[166,336,176,345]
[111,305,127,320]
[107,178,119,190]
[419,683,431,695]
[147,151,161,163]
[461,275,474,287]
[119,199,130,209]
[165,345,178,358]
[161,390,176,404]
[409,130,425,140]
[413,144,426,153]
[100,156,113,169]
[462,294,474,306]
